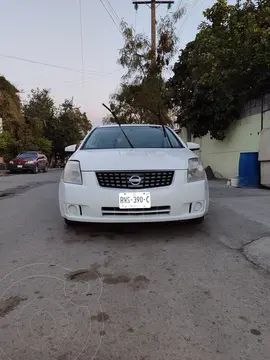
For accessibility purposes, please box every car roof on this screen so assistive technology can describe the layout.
[97,124,167,128]
[19,151,40,153]
[18,151,41,155]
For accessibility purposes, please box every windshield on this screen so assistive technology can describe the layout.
[81,126,184,149]
[17,152,38,159]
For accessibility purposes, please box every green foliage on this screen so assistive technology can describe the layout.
[23,88,56,156]
[105,7,185,125]
[169,0,270,140]
[0,77,91,162]
[0,76,24,139]
[52,99,91,156]
[23,91,91,158]
[20,135,52,156]
[23,88,55,137]
[104,75,172,125]
[35,137,52,155]
[0,131,20,160]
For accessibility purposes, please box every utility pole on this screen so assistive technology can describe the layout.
[151,0,156,63]
[132,0,174,64]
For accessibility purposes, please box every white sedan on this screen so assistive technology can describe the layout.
[59,124,209,226]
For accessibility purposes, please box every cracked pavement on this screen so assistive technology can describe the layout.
[0,171,270,360]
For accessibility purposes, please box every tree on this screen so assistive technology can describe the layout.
[104,7,185,125]
[0,76,24,139]
[0,78,91,162]
[169,0,270,140]
[23,89,91,160]
[0,80,53,159]
[104,77,172,125]
[23,88,54,155]
[0,76,26,158]
[23,88,55,136]
[51,99,91,159]
[0,131,20,161]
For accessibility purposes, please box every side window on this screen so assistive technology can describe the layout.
[166,129,183,148]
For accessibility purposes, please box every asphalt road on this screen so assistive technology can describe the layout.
[0,170,270,360]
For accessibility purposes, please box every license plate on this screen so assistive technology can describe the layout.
[17,165,23,168]
[119,192,151,209]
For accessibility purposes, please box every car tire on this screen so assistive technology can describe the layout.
[32,165,39,174]
[9,170,15,174]
[191,216,204,224]
[43,165,48,173]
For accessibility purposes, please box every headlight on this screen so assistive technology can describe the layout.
[9,161,14,164]
[63,160,82,185]
[26,160,34,164]
[187,158,206,182]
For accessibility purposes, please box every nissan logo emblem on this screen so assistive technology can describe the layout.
[128,175,142,186]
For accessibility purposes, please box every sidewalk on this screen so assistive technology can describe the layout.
[208,180,270,272]
[209,180,270,228]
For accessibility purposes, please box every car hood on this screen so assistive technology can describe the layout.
[13,157,35,164]
[71,148,196,171]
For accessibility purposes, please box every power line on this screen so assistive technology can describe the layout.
[79,0,85,87]
[78,0,85,99]
[103,0,121,23]
[99,0,122,35]
[179,0,200,34]
[0,53,110,75]
[18,68,124,89]
[176,0,184,11]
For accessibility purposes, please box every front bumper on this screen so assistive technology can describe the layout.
[8,163,36,172]
[59,170,209,223]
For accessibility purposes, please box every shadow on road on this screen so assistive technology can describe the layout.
[62,219,205,245]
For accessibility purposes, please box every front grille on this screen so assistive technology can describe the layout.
[96,171,174,189]
[102,206,171,216]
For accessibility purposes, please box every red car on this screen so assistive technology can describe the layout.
[8,151,49,174]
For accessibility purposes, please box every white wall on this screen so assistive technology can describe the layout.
[178,94,270,179]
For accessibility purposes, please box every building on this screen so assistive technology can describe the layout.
[177,93,270,179]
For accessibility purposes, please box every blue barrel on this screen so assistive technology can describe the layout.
[238,152,260,188]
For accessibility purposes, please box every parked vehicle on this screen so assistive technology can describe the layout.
[59,124,209,226]
[8,151,48,174]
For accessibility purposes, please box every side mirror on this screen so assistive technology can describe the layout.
[187,142,200,151]
[65,144,77,153]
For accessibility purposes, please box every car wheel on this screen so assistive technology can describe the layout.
[43,165,48,173]
[32,165,39,174]
[191,216,204,224]
[9,170,15,174]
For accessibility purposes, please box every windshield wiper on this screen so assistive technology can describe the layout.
[102,103,134,148]
[161,125,173,148]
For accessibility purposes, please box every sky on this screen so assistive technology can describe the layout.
[0,0,234,127]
